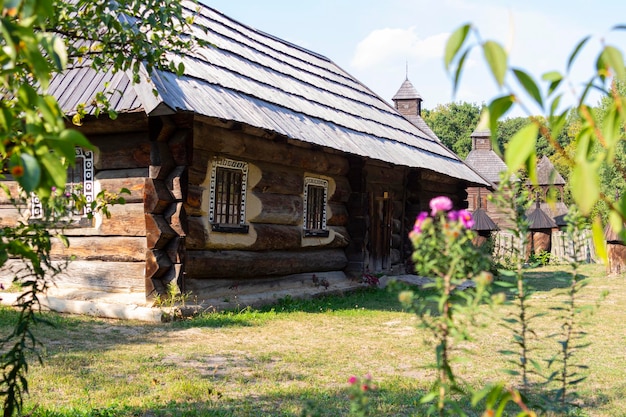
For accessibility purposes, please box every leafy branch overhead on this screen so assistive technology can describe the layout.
[445,23,626,258]
[0,0,206,200]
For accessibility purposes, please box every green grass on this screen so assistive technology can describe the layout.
[1,263,625,416]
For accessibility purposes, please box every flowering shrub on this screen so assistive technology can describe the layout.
[347,374,375,417]
[401,196,497,415]
[409,196,490,283]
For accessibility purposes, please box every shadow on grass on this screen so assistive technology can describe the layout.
[23,383,610,417]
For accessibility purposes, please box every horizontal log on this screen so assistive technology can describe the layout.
[97,203,146,236]
[419,179,462,194]
[187,219,348,251]
[248,192,302,225]
[1,259,145,293]
[0,181,21,205]
[327,202,348,226]
[92,133,151,170]
[167,130,192,166]
[185,248,348,279]
[0,207,23,227]
[253,165,303,195]
[185,185,204,216]
[329,176,351,203]
[194,122,349,176]
[76,113,148,136]
[50,236,146,261]
[420,169,463,185]
[185,216,208,249]
[97,175,145,204]
[364,164,406,184]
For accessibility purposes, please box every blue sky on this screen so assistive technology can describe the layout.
[203,0,626,116]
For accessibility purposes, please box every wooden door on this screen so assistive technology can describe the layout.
[369,193,392,273]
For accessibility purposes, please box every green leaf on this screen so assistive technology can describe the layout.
[592,216,608,264]
[445,23,471,70]
[603,104,621,162]
[571,161,600,215]
[451,48,471,98]
[601,45,626,80]
[483,40,508,87]
[18,153,41,192]
[504,122,538,172]
[542,70,563,96]
[567,35,590,73]
[512,68,543,108]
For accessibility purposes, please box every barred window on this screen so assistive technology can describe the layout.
[31,148,94,219]
[303,177,329,237]
[209,158,249,233]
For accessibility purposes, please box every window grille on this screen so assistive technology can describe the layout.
[209,158,248,233]
[303,177,329,237]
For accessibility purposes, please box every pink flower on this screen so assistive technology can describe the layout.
[348,376,358,385]
[457,209,474,229]
[430,196,452,215]
[411,212,429,235]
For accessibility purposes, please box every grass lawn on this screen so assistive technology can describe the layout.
[1,263,625,416]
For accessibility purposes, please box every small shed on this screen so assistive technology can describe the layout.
[526,201,558,256]
[605,223,626,274]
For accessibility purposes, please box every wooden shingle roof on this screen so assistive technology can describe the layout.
[535,156,566,186]
[527,202,558,230]
[471,208,499,231]
[49,2,488,186]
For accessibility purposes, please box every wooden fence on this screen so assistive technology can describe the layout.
[492,230,596,264]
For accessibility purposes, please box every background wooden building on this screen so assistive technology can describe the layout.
[0,2,488,306]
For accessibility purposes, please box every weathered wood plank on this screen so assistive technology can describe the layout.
[329,176,351,203]
[0,207,23,227]
[74,113,148,136]
[97,175,145,204]
[327,202,348,226]
[1,259,145,293]
[50,236,146,261]
[185,185,204,216]
[98,203,146,236]
[92,133,151,170]
[186,248,347,279]
[194,122,349,175]
[0,181,21,205]
[248,192,302,226]
[253,165,303,195]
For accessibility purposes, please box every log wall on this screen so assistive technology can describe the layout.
[0,113,150,295]
[184,119,350,282]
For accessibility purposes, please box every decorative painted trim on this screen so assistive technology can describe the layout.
[31,148,94,219]
[303,177,328,237]
[208,157,248,226]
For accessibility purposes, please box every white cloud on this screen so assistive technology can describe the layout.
[350,27,450,70]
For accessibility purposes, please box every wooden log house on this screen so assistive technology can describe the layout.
[0,3,488,305]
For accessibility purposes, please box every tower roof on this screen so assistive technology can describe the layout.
[535,155,566,186]
[392,78,423,101]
